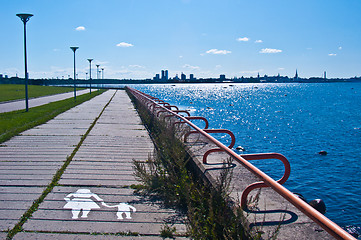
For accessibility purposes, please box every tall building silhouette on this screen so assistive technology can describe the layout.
[160,70,169,81]
[294,69,299,80]
[181,72,186,81]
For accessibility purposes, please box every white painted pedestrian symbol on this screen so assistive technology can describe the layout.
[63,189,136,220]
[102,202,137,220]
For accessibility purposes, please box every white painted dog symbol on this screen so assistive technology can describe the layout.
[101,202,137,220]
[64,189,136,220]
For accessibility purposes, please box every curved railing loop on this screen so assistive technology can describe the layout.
[156,110,169,117]
[172,110,191,117]
[184,129,236,164]
[185,116,209,129]
[164,105,179,111]
[239,153,291,209]
[173,116,209,130]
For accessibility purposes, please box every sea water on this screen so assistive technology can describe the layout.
[127,82,361,232]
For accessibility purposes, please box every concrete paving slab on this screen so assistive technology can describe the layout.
[23,221,186,236]
[0,174,57,180]
[0,162,63,168]
[2,135,82,147]
[0,232,8,239]
[0,169,59,175]
[0,179,53,187]
[0,220,18,231]
[0,200,39,210]
[13,232,187,240]
[0,187,44,230]
[20,128,87,136]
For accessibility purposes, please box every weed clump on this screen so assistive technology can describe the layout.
[128,89,247,240]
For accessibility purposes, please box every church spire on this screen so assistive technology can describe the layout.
[294,69,298,80]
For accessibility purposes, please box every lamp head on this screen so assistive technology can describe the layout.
[87,59,93,62]
[96,64,100,67]
[70,47,79,53]
[16,13,33,23]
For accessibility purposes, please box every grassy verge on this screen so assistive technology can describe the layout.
[0,90,105,144]
[0,84,84,102]
[127,89,247,240]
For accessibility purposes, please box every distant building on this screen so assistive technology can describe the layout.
[160,70,169,81]
[220,74,226,80]
[294,69,299,81]
[153,74,160,81]
[190,74,195,80]
[324,71,327,79]
[181,72,186,81]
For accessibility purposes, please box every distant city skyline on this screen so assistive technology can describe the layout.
[1,0,361,80]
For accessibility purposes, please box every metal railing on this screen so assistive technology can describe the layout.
[127,87,356,240]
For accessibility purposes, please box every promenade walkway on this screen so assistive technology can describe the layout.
[0,90,187,239]
[0,89,90,113]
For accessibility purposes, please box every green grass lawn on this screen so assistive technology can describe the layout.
[0,84,82,102]
[0,89,105,144]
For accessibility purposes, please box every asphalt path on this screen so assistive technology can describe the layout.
[0,89,91,113]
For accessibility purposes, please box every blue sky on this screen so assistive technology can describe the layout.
[1,0,361,79]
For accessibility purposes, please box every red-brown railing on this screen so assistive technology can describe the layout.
[127,87,356,240]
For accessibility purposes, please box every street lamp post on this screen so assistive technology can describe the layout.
[96,64,100,80]
[70,47,79,100]
[87,59,93,94]
[16,13,33,112]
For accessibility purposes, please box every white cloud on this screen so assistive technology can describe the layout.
[278,67,285,71]
[206,49,231,55]
[237,37,249,42]
[255,40,263,43]
[129,65,144,69]
[215,65,222,69]
[259,48,282,54]
[75,26,85,31]
[183,64,200,70]
[328,53,337,56]
[116,42,134,47]
[338,46,342,50]
[179,55,183,58]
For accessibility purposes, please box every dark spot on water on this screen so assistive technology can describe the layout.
[318,150,328,155]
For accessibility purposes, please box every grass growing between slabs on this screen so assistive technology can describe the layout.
[0,84,84,102]
[0,89,105,144]
[128,89,248,240]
